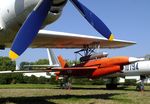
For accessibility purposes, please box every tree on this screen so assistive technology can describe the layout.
[25,75,39,84]
[38,76,48,84]
[0,57,15,71]
[20,59,49,70]
[20,62,30,70]
[35,59,49,65]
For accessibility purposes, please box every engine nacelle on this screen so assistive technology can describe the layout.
[42,0,67,27]
[80,52,108,62]
[51,0,67,14]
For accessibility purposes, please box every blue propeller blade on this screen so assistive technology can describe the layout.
[9,0,51,60]
[70,0,114,40]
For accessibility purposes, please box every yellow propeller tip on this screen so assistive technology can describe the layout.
[108,34,114,41]
[9,50,19,60]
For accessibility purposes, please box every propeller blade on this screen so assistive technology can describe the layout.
[70,0,114,40]
[9,0,51,60]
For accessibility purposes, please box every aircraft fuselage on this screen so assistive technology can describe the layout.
[55,56,144,78]
[105,61,150,78]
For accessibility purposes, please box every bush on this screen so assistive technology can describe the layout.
[0,57,16,71]
[70,78,105,85]
[49,76,59,85]
[0,73,106,85]
[0,74,24,84]
[124,79,136,85]
[38,76,47,84]
[0,74,52,84]
[23,75,39,84]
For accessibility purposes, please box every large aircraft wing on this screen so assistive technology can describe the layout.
[31,30,136,48]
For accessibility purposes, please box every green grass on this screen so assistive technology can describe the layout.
[0,84,149,104]
[0,84,56,89]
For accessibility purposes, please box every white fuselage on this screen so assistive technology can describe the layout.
[0,0,67,47]
[106,61,150,78]
[122,61,150,76]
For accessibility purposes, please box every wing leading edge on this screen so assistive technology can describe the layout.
[31,30,136,48]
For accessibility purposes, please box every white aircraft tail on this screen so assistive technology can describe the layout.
[16,64,19,70]
[47,48,60,67]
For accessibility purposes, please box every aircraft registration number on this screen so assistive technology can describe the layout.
[124,63,139,71]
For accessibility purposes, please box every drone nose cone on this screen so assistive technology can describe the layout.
[129,57,145,63]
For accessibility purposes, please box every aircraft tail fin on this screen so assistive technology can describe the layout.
[47,48,60,67]
[57,55,68,68]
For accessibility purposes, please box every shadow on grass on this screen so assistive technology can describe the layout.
[0,93,122,104]
[68,86,150,92]
[56,86,129,91]
[72,87,126,90]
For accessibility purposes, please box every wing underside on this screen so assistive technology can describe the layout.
[31,30,136,49]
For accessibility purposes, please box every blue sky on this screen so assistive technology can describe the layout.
[1,0,150,64]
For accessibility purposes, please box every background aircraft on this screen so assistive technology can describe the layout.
[47,49,150,91]
[0,49,149,91]
[44,49,145,89]
[23,49,147,90]
[0,0,135,60]
[40,49,150,91]
[105,61,150,90]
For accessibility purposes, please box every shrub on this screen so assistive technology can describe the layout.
[124,79,136,85]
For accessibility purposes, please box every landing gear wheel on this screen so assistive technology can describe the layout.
[59,76,72,89]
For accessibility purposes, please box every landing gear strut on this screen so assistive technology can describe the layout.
[136,75,145,91]
[60,76,72,89]
[106,78,118,89]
